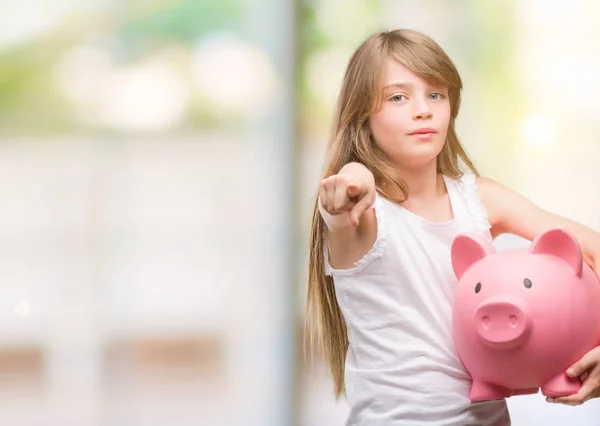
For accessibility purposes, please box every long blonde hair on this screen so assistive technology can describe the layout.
[305,29,480,399]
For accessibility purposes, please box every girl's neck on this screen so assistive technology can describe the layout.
[384,160,445,203]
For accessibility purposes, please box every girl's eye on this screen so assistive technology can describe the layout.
[429,92,444,100]
[390,94,406,103]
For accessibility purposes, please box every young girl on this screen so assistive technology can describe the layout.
[305,29,600,425]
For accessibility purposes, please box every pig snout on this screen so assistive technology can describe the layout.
[475,296,531,349]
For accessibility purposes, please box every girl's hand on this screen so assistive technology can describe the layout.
[319,162,376,229]
[547,346,600,406]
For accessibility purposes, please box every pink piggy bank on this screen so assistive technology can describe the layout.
[451,228,600,402]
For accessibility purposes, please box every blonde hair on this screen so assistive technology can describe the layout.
[305,29,479,399]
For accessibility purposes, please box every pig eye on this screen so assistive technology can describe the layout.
[474,282,482,293]
[524,278,532,289]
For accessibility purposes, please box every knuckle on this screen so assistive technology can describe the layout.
[337,175,349,187]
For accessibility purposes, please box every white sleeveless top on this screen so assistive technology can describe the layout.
[325,172,511,426]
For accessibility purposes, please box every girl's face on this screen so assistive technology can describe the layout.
[369,58,451,170]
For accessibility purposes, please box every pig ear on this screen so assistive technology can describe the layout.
[529,228,583,276]
[451,234,496,280]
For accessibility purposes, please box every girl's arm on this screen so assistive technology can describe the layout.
[476,177,600,279]
[319,162,378,270]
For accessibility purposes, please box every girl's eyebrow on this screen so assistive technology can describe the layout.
[383,82,448,93]
[382,82,412,92]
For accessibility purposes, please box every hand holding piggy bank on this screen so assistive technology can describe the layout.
[451,228,600,402]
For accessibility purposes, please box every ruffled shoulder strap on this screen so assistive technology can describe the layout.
[455,171,493,242]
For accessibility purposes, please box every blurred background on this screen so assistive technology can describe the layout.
[0,0,599,425]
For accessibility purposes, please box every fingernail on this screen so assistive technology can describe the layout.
[567,368,576,377]
[546,397,556,403]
